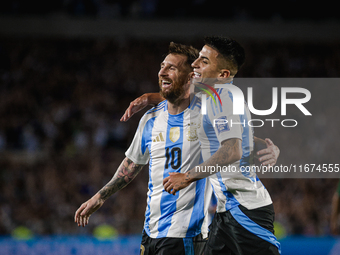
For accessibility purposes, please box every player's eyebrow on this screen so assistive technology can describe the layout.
[198,53,209,62]
[160,61,178,68]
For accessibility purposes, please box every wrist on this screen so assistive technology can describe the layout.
[95,192,106,203]
[185,171,195,184]
[142,93,151,106]
[143,93,155,106]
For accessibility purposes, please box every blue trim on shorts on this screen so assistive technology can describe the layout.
[183,237,194,255]
[230,206,281,254]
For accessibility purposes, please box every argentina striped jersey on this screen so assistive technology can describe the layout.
[125,99,212,238]
[198,84,272,212]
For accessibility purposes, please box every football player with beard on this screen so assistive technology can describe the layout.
[75,42,211,255]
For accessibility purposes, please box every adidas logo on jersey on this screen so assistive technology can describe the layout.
[153,133,165,142]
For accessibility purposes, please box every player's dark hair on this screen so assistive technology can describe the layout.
[204,36,245,76]
[167,42,199,68]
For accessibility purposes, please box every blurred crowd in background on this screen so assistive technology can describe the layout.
[0,36,339,238]
[0,0,339,21]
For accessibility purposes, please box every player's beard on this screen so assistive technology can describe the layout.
[159,78,187,104]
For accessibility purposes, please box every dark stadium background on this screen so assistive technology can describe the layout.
[0,1,339,254]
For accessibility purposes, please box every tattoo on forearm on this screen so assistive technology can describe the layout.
[99,158,144,200]
[213,139,238,165]
[188,139,240,180]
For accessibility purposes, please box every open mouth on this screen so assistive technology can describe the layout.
[193,72,201,78]
[162,80,172,88]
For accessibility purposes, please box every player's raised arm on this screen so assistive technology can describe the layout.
[74,157,145,227]
[163,138,242,195]
[120,93,165,122]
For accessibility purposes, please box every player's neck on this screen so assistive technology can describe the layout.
[167,96,190,115]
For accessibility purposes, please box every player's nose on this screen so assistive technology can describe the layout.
[191,58,199,69]
[158,67,168,77]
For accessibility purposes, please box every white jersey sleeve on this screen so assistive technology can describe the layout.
[125,114,153,165]
[206,86,243,144]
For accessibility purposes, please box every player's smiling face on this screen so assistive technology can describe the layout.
[192,45,228,82]
[158,53,191,103]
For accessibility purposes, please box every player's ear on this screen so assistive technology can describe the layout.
[219,69,230,78]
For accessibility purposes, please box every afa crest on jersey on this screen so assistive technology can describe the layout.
[169,127,180,143]
[186,122,199,141]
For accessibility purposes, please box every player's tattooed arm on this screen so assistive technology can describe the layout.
[187,138,242,180]
[99,157,145,200]
[163,138,242,195]
[75,157,144,227]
